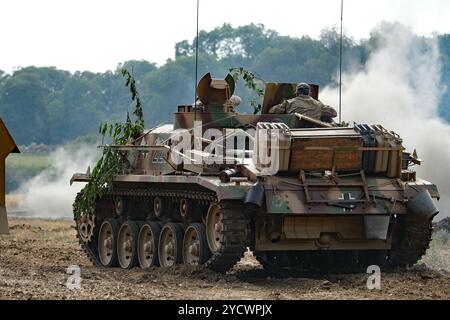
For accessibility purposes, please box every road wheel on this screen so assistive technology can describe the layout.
[138,222,162,268]
[158,223,185,267]
[117,221,140,269]
[98,219,120,267]
[206,203,223,253]
[183,223,210,266]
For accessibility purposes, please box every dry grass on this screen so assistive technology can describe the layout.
[421,231,450,272]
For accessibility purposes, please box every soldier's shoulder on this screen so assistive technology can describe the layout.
[314,98,327,106]
[296,95,315,101]
[287,97,297,103]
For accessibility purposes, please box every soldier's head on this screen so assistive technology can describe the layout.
[296,83,310,96]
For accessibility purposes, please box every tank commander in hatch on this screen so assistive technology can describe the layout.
[268,83,337,122]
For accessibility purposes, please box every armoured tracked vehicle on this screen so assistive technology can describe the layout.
[72,73,440,273]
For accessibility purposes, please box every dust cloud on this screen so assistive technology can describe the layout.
[15,145,98,219]
[321,22,450,219]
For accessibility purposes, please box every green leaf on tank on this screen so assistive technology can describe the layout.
[229,67,265,115]
[73,67,145,220]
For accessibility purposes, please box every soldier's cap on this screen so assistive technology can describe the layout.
[296,83,310,92]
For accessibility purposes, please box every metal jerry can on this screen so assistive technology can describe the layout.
[371,125,389,173]
[354,124,377,173]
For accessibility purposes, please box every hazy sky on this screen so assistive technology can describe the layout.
[1,0,449,73]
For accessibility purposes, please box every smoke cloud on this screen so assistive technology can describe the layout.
[15,145,98,219]
[321,22,449,220]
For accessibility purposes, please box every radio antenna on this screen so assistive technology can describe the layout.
[194,0,200,121]
[339,0,343,123]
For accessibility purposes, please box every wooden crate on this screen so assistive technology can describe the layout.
[289,128,363,171]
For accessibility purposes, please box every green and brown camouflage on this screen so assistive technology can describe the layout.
[72,73,440,272]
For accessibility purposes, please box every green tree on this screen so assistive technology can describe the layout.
[0,68,51,144]
[0,25,449,147]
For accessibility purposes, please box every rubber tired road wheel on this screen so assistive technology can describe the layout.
[158,223,185,267]
[206,204,223,253]
[138,222,162,268]
[98,219,120,267]
[117,221,140,269]
[183,223,211,266]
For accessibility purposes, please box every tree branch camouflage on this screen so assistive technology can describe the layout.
[229,67,265,114]
[99,68,144,145]
[73,67,144,219]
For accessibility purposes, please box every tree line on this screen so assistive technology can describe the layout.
[1,23,449,146]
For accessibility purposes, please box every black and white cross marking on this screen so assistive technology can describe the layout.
[338,192,356,212]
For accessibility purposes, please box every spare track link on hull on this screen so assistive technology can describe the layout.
[75,189,250,273]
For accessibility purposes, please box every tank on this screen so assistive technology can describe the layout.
[71,73,440,273]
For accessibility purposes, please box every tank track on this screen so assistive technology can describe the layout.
[205,200,250,273]
[77,233,101,266]
[77,189,432,274]
[75,188,249,273]
[387,215,433,269]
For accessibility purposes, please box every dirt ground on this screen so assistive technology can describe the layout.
[1,218,450,300]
